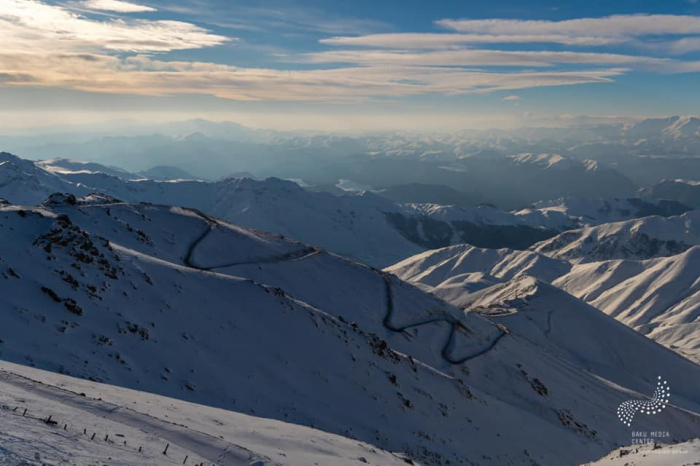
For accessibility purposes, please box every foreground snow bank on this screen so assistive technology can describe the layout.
[0,360,411,466]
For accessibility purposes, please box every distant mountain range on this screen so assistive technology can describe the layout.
[639,178,700,208]
[3,115,700,209]
[1,152,690,267]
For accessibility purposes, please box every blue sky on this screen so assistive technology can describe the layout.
[1,0,700,131]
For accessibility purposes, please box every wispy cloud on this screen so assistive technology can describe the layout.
[299,49,687,69]
[436,14,700,37]
[502,95,521,100]
[321,32,625,48]
[327,14,700,55]
[0,51,626,100]
[0,0,229,52]
[159,0,391,36]
[81,0,155,13]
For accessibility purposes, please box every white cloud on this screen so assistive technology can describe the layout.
[0,0,229,52]
[660,37,700,54]
[436,14,700,37]
[300,48,686,70]
[321,33,624,48]
[0,51,626,101]
[81,0,155,13]
[502,95,521,100]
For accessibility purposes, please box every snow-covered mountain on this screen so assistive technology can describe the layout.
[386,244,572,306]
[639,178,700,208]
[3,196,700,465]
[554,247,700,363]
[0,360,410,466]
[531,210,700,263]
[5,152,683,267]
[513,197,690,230]
[389,239,700,362]
[624,115,700,140]
[36,158,143,181]
[0,152,92,204]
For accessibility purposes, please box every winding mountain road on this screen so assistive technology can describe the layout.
[183,209,320,270]
[182,210,508,366]
[380,273,508,365]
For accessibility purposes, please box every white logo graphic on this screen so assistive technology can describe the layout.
[617,376,670,426]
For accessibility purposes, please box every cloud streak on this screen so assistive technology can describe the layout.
[321,32,626,48]
[0,0,229,52]
[436,14,700,37]
[300,49,690,70]
[81,0,155,13]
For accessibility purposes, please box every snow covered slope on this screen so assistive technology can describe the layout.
[514,197,690,230]
[0,152,689,267]
[554,247,700,363]
[389,241,700,362]
[584,439,700,466]
[0,360,410,466]
[386,244,571,306]
[37,158,142,181]
[2,196,700,465]
[0,152,91,204]
[639,178,700,208]
[0,152,552,266]
[531,210,700,263]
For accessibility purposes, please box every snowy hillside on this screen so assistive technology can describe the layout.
[389,241,700,363]
[584,439,700,465]
[554,247,700,363]
[37,158,143,181]
[2,152,691,267]
[2,196,700,464]
[386,244,571,306]
[0,152,91,204]
[531,210,700,263]
[639,179,700,208]
[513,197,690,231]
[0,360,410,466]
[0,152,583,266]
